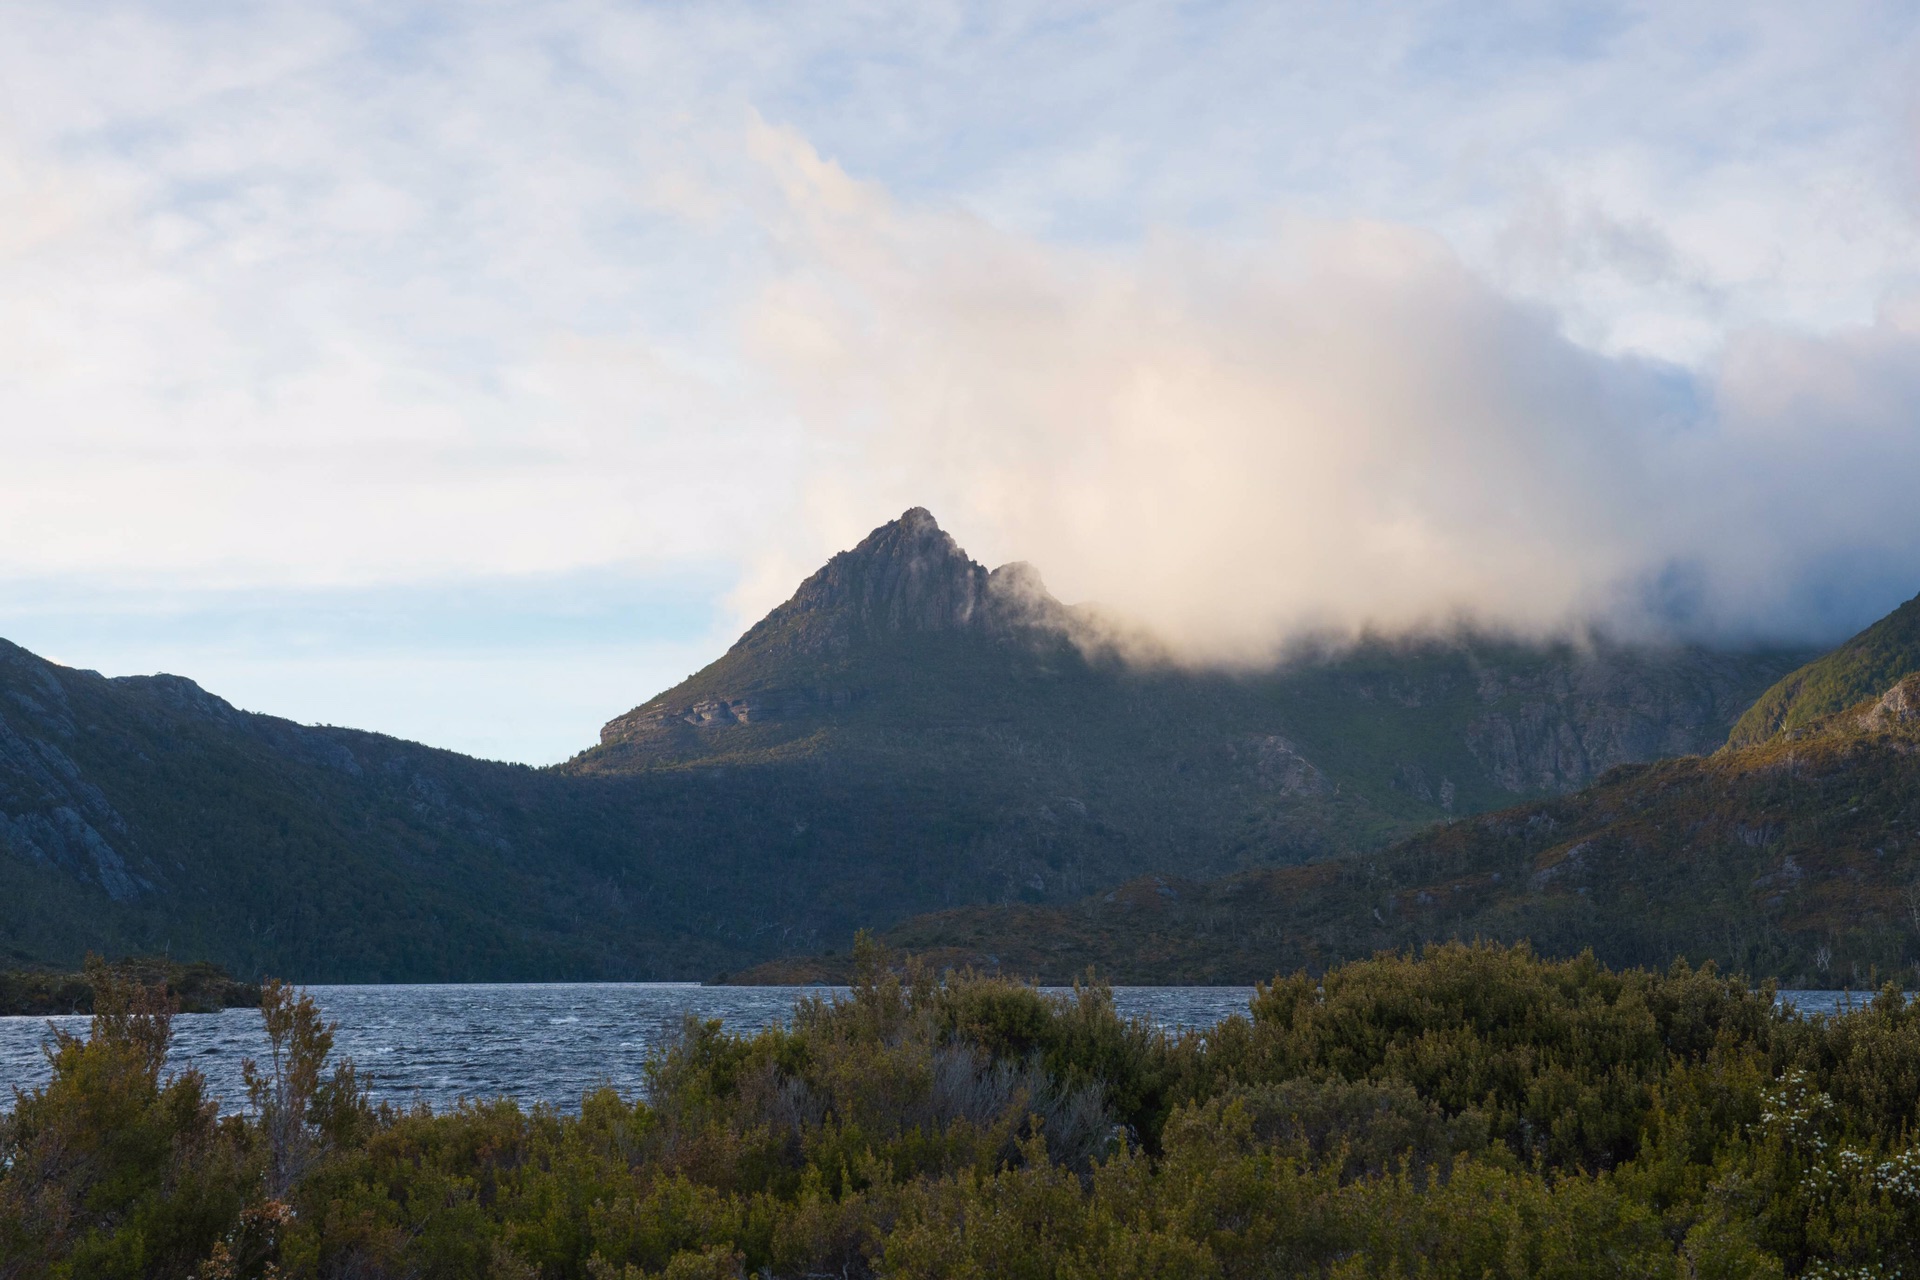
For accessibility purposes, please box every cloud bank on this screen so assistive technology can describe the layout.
[738,126,1920,657]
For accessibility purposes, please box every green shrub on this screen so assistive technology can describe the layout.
[9,941,1920,1277]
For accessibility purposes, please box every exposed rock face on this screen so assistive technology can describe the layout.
[1461,648,1793,794]
[733,508,1068,654]
[751,508,988,648]
[0,643,150,901]
[644,688,862,731]
[1730,589,1920,745]
[601,509,1071,746]
[1247,735,1334,798]
[1390,762,1455,810]
[982,560,1062,630]
[1861,675,1920,730]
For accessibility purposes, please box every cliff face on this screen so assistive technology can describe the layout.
[733,507,1060,650]
[1458,645,1804,793]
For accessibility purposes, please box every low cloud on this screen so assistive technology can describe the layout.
[740,125,1920,658]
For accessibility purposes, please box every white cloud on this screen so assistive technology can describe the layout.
[737,145,1631,646]
[732,122,1920,654]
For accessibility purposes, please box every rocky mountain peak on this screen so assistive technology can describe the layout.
[843,506,971,581]
[732,509,1064,653]
[890,505,942,536]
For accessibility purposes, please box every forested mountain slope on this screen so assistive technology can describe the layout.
[0,642,625,980]
[4,634,1192,981]
[1730,589,1920,745]
[0,510,1813,979]
[751,672,1920,986]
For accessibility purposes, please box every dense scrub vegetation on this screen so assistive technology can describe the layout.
[1731,590,1920,746]
[754,675,1920,987]
[0,955,258,1015]
[8,942,1920,1277]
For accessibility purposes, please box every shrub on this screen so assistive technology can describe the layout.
[8,941,1920,1277]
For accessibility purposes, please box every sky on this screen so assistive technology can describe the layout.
[3,1,1920,762]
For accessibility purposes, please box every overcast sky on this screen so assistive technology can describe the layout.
[4,1,1920,762]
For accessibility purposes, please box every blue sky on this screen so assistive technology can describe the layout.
[3,1,1920,761]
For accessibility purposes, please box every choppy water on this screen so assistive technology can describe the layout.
[0,984,1254,1113]
[0,984,1882,1115]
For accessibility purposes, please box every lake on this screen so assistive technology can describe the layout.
[0,984,1882,1114]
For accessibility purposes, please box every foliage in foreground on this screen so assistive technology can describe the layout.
[6,941,1920,1278]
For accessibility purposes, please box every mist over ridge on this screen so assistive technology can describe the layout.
[714,505,1739,689]
[734,132,1920,662]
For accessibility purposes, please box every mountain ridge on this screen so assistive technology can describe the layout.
[0,509,1820,979]
[578,512,1809,805]
[1729,590,1920,746]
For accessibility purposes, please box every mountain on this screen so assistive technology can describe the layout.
[0,510,1813,980]
[746,670,1920,987]
[573,508,1809,884]
[1728,590,1920,746]
[0,640,633,979]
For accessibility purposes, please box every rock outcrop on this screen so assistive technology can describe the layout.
[600,510,1075,747]
[732,508,1070,655]
[1861,674,1920,730]
[0,643,150,901]
[1730,590,1920,745]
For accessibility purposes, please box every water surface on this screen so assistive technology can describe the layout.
[0,983,1250,1113]
[0,983,1883,1114]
